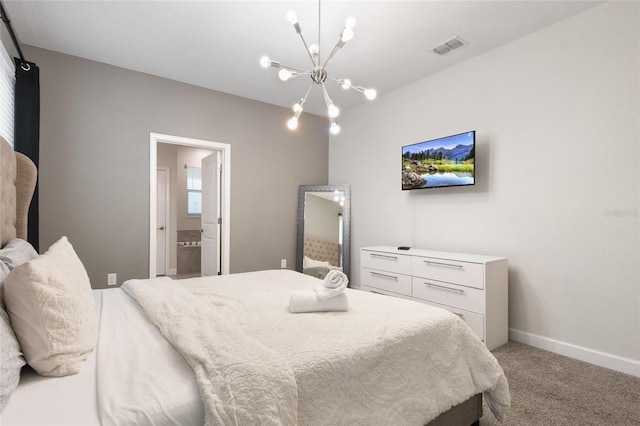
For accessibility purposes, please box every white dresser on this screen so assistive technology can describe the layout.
[360,246,508,350]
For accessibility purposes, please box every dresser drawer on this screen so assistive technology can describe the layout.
[412,256,484,289]
[412,277,485,313]
[361,268,412,297]
[420,300,485,341]
[361,250,412,275]
[361,285,412,300]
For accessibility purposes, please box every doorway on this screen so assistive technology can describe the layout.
[149,133,231,278]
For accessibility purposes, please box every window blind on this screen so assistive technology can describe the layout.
[0,40,15,147]
[187,166,202,215]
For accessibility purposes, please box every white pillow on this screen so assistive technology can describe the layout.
[304,256,331,269]
[3,236,97,377]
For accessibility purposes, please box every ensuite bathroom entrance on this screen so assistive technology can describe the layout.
[149,133,231,279]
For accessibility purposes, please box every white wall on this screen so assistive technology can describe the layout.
[330,2,639,373]
[305,194,341,243]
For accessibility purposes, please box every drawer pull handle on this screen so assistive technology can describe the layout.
[370,271,399,280]
[370,253,398,260]
[425,282,465,294]
[423,260,464,269]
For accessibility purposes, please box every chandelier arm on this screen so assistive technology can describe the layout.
[327,76,370,93]
[296,31,319,67]
[326,76,343,84]
[321,38,346,69]
[320,82,332,106]
[328,76,357,90]
[317,0,321,65]
[277,63,312,74]
[301,81,314,105]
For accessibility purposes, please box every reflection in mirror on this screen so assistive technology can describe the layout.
[296,185,351,282]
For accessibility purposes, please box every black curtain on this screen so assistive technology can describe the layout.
[13,59,40,252]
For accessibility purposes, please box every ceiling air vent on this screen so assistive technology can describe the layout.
[431,36,467,55]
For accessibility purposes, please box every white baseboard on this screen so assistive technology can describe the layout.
[509,328,640,378]
[168,268,177,276]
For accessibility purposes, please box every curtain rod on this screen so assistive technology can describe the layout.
[0,0,29,71]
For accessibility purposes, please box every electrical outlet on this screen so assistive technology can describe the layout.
[280,259,286,269]
[107,273,117,286]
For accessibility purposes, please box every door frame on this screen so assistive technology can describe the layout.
[149,132,231,277]
[156,166,171,276]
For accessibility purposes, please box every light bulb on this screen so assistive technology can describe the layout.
[279,69,292,81]
[286,10,298,24]
[341,28,354,43]
[309,44,319,55]
[330,122,341,135]
[293,103,302,113]
[340,79,351,90]
[287,117,298,130]
[345,16,356,29]
[328,103,340,118]
[364,88,377,100]
[260,56,270,68]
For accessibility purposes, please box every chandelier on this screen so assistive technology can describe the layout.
[260,4,376,135]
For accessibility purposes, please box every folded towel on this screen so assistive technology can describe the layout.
[314,270,349,301]
[289,291,349,313]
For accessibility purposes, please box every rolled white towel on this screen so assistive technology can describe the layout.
[314,270,349,301]
[289,291,349,313]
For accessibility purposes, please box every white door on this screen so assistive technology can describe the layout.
[156,168,168,276]
[201,153,219,276]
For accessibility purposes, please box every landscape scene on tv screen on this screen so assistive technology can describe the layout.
[402,131,475,190]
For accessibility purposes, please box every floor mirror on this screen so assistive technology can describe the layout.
[296,184,351,282]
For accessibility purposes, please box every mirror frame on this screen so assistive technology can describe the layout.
[296,184,351,281]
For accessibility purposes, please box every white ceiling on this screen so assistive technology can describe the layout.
[4,0,603,117]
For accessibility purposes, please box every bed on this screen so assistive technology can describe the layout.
[0,136,510,425]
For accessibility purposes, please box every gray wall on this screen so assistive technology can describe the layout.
[330,2,639,369]
[28,45,329,288]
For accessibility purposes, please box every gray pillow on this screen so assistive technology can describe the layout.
[0,239,39,271]
[0,305,25,411]
[0,239,37,412]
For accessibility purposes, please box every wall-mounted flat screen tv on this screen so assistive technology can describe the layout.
[402,131,475,190]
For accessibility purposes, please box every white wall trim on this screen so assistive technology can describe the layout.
[509,328,640,378]
[149,133,231,278]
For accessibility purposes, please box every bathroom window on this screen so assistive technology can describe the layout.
[187,166,202,215]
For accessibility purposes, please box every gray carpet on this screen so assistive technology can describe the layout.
[480,341,640,426]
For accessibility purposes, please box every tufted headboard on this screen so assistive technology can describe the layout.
[0,136,37,247]
[304,236,341,267]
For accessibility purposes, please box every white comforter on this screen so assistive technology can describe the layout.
[113,269,509,426]
[122,278,298,425]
